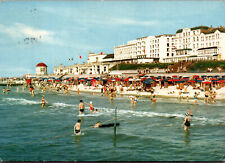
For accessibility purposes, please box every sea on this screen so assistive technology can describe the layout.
[0,86,224,161]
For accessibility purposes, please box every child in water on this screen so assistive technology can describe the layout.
[89,101,94,112]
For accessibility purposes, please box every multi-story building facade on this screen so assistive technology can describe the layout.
[164,26,225,63]
[114,40,137,63]
[53,26,225,76]
[54,52,116,76]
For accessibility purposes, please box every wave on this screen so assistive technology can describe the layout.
[94,107,225,125]
[49,102,74,108]
[2,97,41,105]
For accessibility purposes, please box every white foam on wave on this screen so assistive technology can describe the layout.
[78,112,103,117]
[50,102,74,108]
[98,108,225,125]
[2,97,40,105]
[118,109,184,118]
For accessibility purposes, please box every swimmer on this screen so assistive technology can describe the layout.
[194,92,198,104]
[41,96,46,108]
[74,119,81,135]
[94,121,120,128]
[110,93,114,100]
[183,113,191,131]
[2,88,6,94]
[93,109,99,113]
[151,95,157,103]
[79,100,85,114]
[94,121,101,128]
[85,101,94,112]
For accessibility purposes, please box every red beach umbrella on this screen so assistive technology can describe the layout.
[115,78,121,81]
[203,81,212,84]
[123,78,129,82]
[141,77,147,81]
[172,75,177,78]
[193,75,199,79]
[188,80,196,83]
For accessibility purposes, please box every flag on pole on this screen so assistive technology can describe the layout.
[79,56,82,59]
[143,48,145,54]
[101,52,103,55]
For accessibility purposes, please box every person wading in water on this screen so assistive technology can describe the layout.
[79,100,85,114]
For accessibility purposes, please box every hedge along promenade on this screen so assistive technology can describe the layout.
[112,63,173,70]
[188,60,225,72]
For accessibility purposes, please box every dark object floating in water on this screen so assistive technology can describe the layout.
[99,123,120,128]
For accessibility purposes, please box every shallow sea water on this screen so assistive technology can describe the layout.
[0,86,224,161]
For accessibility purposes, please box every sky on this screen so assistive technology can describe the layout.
[0,0,225,77]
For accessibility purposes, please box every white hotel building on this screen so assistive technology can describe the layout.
[114,26,225,64]
[53,26,225,76]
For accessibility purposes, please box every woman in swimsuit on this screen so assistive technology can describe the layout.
[41,97,46,108]
[74,119,81,135]
[89,101,94,111]
[183,113,191,131]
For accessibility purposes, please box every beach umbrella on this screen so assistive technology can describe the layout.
[80,79,85,82]
[197,78,203,81]
[196,80,203,83]
[168,79,174,82]
[115,78,121,81]
[188,80,196,83]
[143,81,152,84]
[193,75,199,78]
[203,81,212,84]
[123,78,129,82]
[176,80,185,83]
[172,75,177,78]
[141,77,147,81]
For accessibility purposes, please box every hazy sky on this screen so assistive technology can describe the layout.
[0,0,225,77]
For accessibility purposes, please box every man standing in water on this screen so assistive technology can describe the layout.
[74,119,81,135]
[79,100,85,114]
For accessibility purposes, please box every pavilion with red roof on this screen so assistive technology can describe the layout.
[36,62,48,76]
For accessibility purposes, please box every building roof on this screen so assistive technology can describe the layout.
[155,34,175,38]
[176,26,225,34]
[198,46,218,50]
[36,62,47,67]
[103,54,114,59]
[200,27,225,34]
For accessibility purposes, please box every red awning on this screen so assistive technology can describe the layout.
[188,80,196,83]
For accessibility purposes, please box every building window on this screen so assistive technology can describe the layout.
[104,67,106,72]
[167,53,169,56]
[172,53,174,56]
[167,43,169,47]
